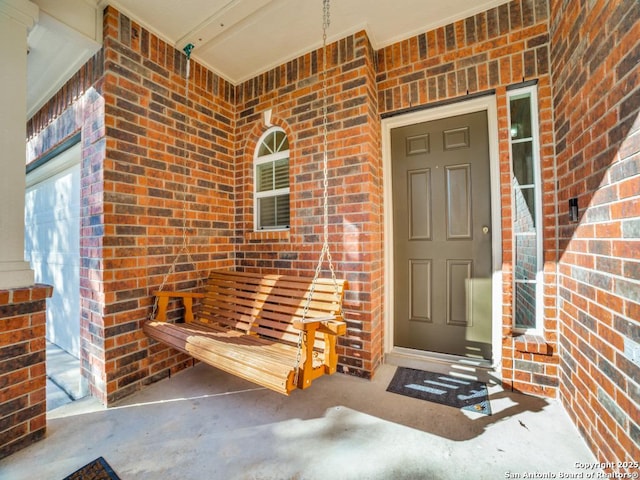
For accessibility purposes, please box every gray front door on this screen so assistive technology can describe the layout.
[391,110,492,360]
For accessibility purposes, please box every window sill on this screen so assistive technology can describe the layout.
[246,230,290,242]
[514,334,553,356]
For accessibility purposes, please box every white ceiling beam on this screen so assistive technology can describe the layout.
[32,0,101,42]
[176,0,272,52]
[26,0,102,117]
[0,0,39,31]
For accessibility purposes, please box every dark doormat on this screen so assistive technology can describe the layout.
[63,457,121,480]
[387,367,492,415]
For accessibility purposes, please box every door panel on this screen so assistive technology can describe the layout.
[445,164,471,239]
[392,111,492,360]
[408,169,432,240]
[409,259,432,322]
[447,259,472,326]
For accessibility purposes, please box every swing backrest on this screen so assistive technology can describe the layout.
[196,270,346,347]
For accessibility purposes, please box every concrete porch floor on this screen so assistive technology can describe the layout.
[46,342,88,411]
[2,362,595,480]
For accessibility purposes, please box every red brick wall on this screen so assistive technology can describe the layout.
[377,0,551,113]
[98,7,236,403]
[235,31,384,378]
[0,285,52,460]
[550,0,640,466]
[80,81,108,403]
[26,7,238,404]
[377,0,558,396]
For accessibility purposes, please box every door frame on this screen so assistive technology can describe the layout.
[382,95,502,372]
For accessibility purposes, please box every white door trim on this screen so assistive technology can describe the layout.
[382,95,503,371]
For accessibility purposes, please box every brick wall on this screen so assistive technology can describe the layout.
[550,0,640,466]
[26,7,237,404]
[377,0,551,114]
[377,0,558,396]
[235,31,384,378]
[98,7,236,403]
[0,285,52,460]
[80,82,108,403]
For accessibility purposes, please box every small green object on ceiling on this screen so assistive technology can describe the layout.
[183,43,194,59]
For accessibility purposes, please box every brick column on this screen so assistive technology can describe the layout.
[0,284,52,460]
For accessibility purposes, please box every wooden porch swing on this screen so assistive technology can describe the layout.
[143,0,347,395]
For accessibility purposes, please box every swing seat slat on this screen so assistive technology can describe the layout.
[143,270,347,395]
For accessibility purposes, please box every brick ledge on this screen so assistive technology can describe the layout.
[0,283,53,305]
[246,230,290,241]
[514,334,553,356]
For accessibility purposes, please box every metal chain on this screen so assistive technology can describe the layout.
[294,0,341,386]
[149,53,198,321]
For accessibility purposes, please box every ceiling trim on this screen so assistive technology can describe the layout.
[0,0,39,30]
[176,0,272,53]
[27,11,101,118]
[374,0,509,50]
[99,0,239,85]
[96,0,512,88]
[228,21,373,86]
[98,0,176,47]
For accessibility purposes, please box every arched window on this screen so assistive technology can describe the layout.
[254,127,290,230]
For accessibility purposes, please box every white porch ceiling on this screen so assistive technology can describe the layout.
[104,0,507,84]
[26,0,508,117]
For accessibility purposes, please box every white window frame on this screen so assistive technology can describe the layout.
[508,84,544,334]
[254,127,290,231]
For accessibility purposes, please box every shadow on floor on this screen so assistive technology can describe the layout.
[3,361,596,480]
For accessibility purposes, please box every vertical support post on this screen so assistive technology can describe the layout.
[183,297,194,323]
[0,1,38,289]
[298,326,317,389]
[323,332,338,373]
[156,296,169,321]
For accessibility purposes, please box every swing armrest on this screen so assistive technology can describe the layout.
[293,315,346,378]
[293,315,347,336]
[152,291,205,322]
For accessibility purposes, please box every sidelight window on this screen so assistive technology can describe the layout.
[508,84,543,332]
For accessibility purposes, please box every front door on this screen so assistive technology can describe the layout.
[391,110,492,360]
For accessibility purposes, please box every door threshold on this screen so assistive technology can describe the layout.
[386,347,498,384]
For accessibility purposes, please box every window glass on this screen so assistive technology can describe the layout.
[510,96,532,140]
[274,158,289,190]
[259,197,276,228]
[257,163,274,192]
[514,282,537,329]
[258,194,290,229]
[257,130,290,157]
[513,186,536,231]
[515,234,537,280]
[512,142,535,186]
[275,130,288,151]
